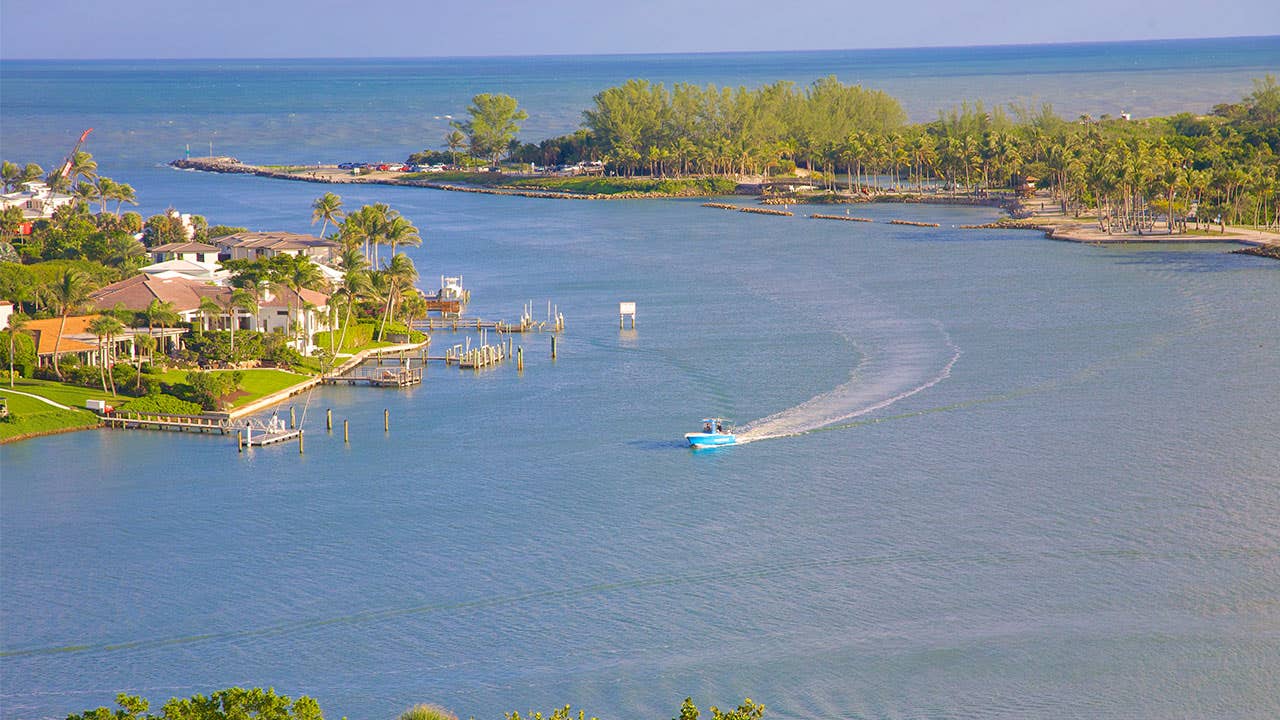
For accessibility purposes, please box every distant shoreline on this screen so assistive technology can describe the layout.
[172,157,1280,252]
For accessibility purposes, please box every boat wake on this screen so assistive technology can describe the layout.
[736,305,961,444]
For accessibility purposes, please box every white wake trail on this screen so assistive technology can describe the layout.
[736,317,961,444]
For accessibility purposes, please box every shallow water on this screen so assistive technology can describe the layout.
[3,41,1280,720]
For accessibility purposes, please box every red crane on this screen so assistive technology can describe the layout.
[56,128,94,183]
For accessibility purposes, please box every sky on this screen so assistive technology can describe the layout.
[2,0,1278,59]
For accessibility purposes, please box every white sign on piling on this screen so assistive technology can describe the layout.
[619,301,636,329]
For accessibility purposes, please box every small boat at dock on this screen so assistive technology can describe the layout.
[685,418,737,448]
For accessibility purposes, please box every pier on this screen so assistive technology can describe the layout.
[101,412,233,434]
[321,365,423,387]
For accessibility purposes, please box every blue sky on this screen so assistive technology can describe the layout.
[2,0,1278,59]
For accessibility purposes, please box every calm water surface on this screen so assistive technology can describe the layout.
[2,40,1279,720]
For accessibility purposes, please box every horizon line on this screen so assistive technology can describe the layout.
[2,33,1276,63]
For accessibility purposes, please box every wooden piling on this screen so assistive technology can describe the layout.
[552,335,558,359]
[326,408,332,431]
[518,346,524,371]
[298,429,304,454]
[238,430,243,452]
[384,408,389,432]
[344,419,349,443]
[289,406,296,429]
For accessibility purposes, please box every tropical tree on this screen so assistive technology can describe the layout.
[198,295,223,336]
[45,269,96,379]
[310,192,344,238]
[332,266,370,355]
[444,129,466,166]
[6,312,29,388]
[132,333,155,392]
[111,182,138,216]
[451,93,528,167]
[88,314,124,395]
[1,161,21,192]
[143,298,180,360]
[376,253,418,341]
[271,254,326,350]
[0,206,24,240]
[383,214,422,257]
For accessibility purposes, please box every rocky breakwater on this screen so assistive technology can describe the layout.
[171,157,258,174]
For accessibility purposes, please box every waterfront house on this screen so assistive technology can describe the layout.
[0,300,12,330]
[214,231,339,263]
[22,314,145,368]
[0,181,76,229]
[90,274,332,353]
[138,259,227,284]
[149,241,221,265]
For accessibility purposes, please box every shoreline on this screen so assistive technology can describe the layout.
[170,158,1280,252]
[960,217,1280,248]
[0,342,431,445]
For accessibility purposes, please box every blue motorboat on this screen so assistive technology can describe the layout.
[685,418,737,448]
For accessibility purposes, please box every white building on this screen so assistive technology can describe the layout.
[0,181,76,220]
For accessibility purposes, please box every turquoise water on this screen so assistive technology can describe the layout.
[3,40,1280,720]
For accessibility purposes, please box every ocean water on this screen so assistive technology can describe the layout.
[2,40,1280,720]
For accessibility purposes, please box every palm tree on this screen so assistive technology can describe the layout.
[1,161,21,192]
[87,315,124,395]
[46,270,96,379]
[273,255,326,350]
[311,192,345,238]
[112,182,138,216]
[132,334,155,392]
[93,177,118,215]
[198,295,223,336]
[445,129,466,166]
[333,268,370,357]
[383,214,421,257]
[376,253,419,341]
[143,299,180,360]
[7,312,29,388]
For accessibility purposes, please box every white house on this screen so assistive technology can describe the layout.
[0,181,76,221]
[149,241,221,265]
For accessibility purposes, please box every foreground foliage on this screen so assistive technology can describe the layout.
[66,688,322,720]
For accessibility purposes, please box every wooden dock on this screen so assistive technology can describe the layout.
[415,314,563,334]
[322,365,423,387]
[102,412,233,434]
[445,343,507,369]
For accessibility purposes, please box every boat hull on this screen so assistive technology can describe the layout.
[685,432,737,448]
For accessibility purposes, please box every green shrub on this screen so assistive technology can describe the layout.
[118,393,203,415]
[177,370,243,410]
[185,330,265,364]
[313,321,375,352]
[398,704,458,720]
[0,330,36,377]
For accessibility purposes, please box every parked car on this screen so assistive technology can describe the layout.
[337,162,356,169]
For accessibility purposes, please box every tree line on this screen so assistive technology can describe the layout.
[437,75,1279,229]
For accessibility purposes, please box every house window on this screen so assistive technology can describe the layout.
[277,310,289,316]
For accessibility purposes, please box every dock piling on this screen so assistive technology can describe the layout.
[551,335,558,359]
[344,419,349,443]
[326,408,332,431]
[384,408,389,432]
[518,346,524,371]
[289,406,296,429]
[238,430,243,452]
[298,429,304,454]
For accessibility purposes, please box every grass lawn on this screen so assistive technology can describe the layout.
[0,391,100,442]
[2,377,117,409]
[158,368,311,408]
